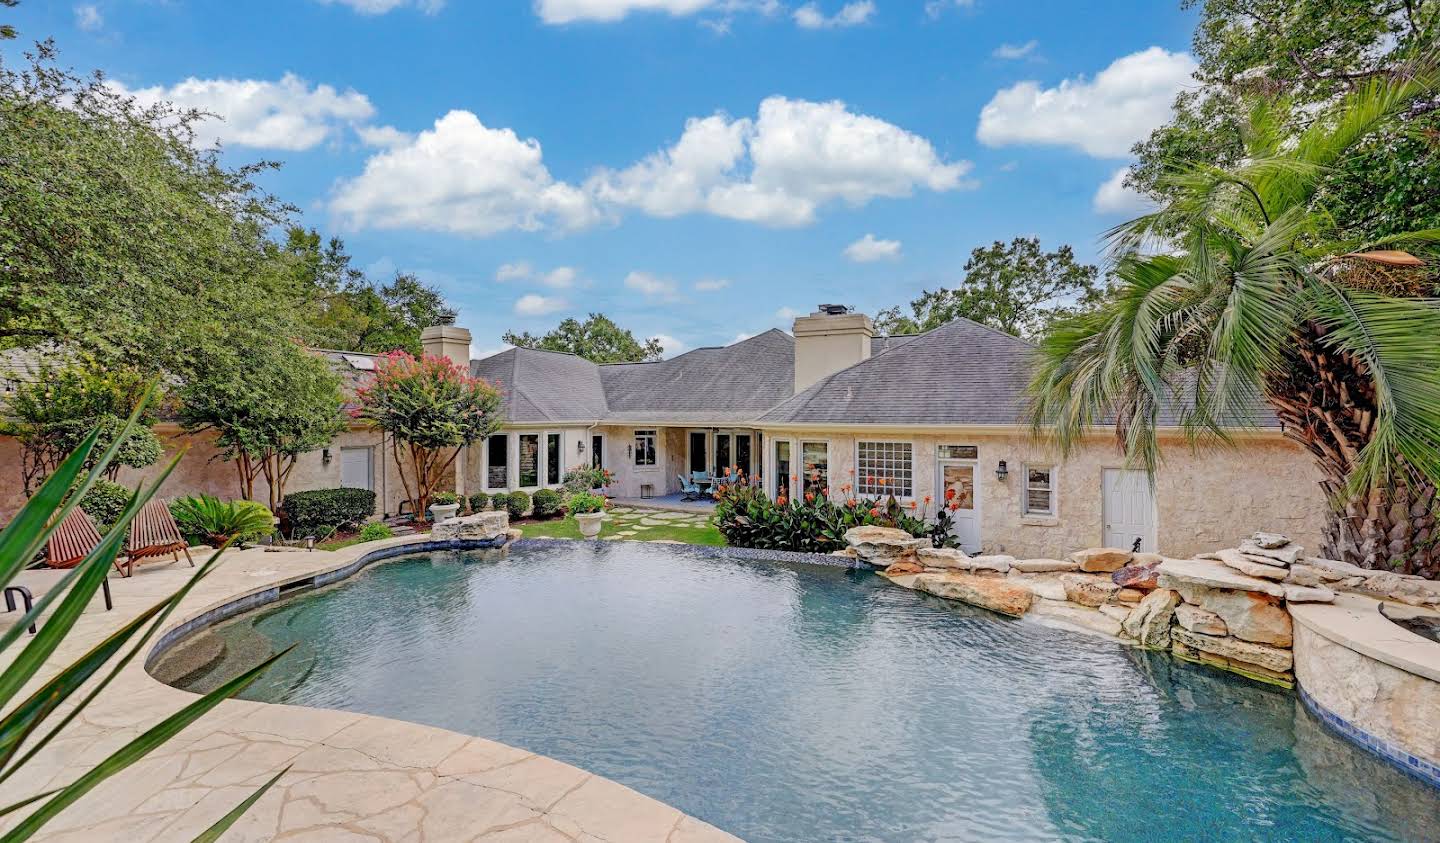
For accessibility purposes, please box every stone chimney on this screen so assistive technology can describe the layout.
[420,324,472,366]
[792,304,874,393]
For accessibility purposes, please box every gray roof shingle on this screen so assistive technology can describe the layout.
[597,330,795,423]
[471,347,609,424]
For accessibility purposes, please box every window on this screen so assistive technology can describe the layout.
[519,434,539,487]
[634,429,657,466]
[546,433,561,485]
[592,435,604,469]
[486,435,508,489]
[801,441,828,497]
[857,442,913,498]
[938,445,978,460]
[1024,465,1055,515]
[774,440,792,497]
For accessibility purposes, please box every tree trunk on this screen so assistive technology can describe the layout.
[1265,321,1439,577]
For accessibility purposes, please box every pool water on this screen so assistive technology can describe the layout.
[161,543,1440,842]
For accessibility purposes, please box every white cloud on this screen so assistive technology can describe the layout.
[695,278,731,291]
[74,4,103,31]
[793,1,873,29]
[1092,166,1157,215]
[775,306,803,321]
[316,0,445,14]
[977,47,1197,158]
[496,261,534,282]
[330,110,597,236]
[496,262,579,287]
[109,73,375,151]
[924,0,974,19]
[650,334,688,357]
[536,0,733,24]
[472,343,514,360]
[589,95,973,227]
[356,124,413,149]
[843,233,902,262]
[514,294,568,316]
[540,267,578,288]
[992,40,1037,60]
[624,271,679,299]
[730,332,755,344]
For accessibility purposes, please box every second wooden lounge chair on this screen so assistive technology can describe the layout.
[121,499,194,578]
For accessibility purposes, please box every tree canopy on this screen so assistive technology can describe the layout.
[503,313,664,363]
[875,238,1104,340]
[1130,0,1440,241]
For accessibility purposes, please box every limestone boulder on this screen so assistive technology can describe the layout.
[1238,540,1301,566]
[1196,589,1292,647]
[1007,571,1068,602]
[430,511,510,542]
[1174,603,1228,636]
[845,526,928,563]
[1111,561,1160,590]
[1012,558,1079,573]
[1070,547,1133,573]
[1028,600,1124,638]
[968,554,1015,574]
[1099,604,1133,623]
[1215,549,1290,581]
[1250,532,1291,549]
[1283,585,1336,604]
[1132,552,1165,566]
[1170,627,1293,673]
[910,572,1033,618]
[1284,564,1325,587]
[1121,588,1180,649]
[1302,557,1369,581]
[1156,558,1286,598]
[1115,588,1145,604]
[1061,574,1122,608]
[884,559,924,576]
[1348,572,1440,607]
[916,547,970,570]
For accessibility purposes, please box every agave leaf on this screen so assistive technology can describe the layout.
[0,543,233,785]
[0,645,295,842]
[189,765,290,843]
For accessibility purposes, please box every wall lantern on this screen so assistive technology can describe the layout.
[627,444,634,460]
[577,439,585,455]
[322,448,332,466]
[995,460,1009,482]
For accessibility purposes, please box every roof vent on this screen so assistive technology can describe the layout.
[818,303,852,316]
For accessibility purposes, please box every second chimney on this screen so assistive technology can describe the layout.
[792,305,874,394]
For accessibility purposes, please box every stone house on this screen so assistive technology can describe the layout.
[0,308,1330,557]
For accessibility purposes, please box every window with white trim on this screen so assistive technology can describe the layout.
[633,429,657,466]
[485,434,508,489]
[857,441,913,498]
[1024,465,1055,515]
[800,441,828,497]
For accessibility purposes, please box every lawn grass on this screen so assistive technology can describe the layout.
[517,514,726,546]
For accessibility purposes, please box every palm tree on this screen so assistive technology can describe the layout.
[1029,60,1440,576]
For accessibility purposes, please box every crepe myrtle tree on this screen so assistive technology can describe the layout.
[354,351,503,523]
[1029,61,1440,576]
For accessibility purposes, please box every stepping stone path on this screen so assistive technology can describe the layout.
[530,506,716,543]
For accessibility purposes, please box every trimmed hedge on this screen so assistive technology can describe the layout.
[504,490,530,520]
[532,488,563,519]
[468,491,490,512]
[281,488,377,537]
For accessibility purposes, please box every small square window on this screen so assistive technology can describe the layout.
[1024,466,1055,515]
[857,442,913,498]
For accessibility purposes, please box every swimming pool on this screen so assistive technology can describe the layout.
[159,542,1440,842]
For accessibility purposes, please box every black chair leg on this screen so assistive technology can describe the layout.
[102,578,113,611]
[4,586,36,635]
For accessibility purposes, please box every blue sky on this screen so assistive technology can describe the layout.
[6,0,1201,357]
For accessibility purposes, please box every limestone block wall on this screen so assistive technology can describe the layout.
[757,428,1329,560]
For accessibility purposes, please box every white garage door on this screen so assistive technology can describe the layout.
[341,447,374,491]
[1102,468,1155,552]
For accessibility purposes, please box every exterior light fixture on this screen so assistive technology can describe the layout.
[577,439,585,455]
[322,448,332,465]
[996,460,1009,482]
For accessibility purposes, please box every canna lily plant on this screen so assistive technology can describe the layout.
[0,388,288,840]
[1029,56,1440,576]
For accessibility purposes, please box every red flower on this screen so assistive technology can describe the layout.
[923,495,932,505]
[777,495,788,506]
[949,502,960,511]
[869,507,881,517]
[945,488,956,501]
[908,501,917,509]
[805,492,815,503]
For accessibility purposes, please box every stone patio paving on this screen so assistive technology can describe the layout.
[599,507,714,541]
[0,538,739,842]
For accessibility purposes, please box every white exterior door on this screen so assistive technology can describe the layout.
[341,447,374,492]
[938,461,980,553]
[1103,468,1156,552]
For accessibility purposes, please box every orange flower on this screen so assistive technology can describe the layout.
[908,500,918,509]
[847,498,858,507]
[878,477,887,487]
[948,502,960,511]
[777,495,788,506]
[923,495,932,505]
[869,507,881,517]
[945,488,956,501]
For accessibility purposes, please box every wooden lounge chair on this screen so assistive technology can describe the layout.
[121,499,193,578]
[45,508,104,570]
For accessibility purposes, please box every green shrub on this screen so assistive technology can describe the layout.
[505,490,530,519]
[432,491,460,506]
[712,486,934,553]
[78,479,131,532]
[357,521,394,542]
[531,488,563,519]
[281,488,377,537]
[561,466,613,495]
[566,491,607,515]
[468,491,490,511]
[171,495,274,548]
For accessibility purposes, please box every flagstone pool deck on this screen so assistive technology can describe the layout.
[0,537,739,843]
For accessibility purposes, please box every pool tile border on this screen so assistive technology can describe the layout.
[1298,685,1440,790]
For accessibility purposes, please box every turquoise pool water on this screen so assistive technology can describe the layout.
[164,542,1440,842]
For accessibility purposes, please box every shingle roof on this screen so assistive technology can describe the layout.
[471,347,609,424]
[597,329,795,423]
[759,319,1038,426]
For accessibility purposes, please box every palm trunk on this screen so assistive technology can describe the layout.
[1265,322,1439,576]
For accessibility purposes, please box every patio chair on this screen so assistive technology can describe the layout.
[677,474,703,502]
[45,508,104,570]
[121,499,194,578]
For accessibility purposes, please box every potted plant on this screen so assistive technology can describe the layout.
[568,491,607,539]
[430,491,461,523]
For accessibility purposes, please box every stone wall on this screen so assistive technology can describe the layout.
[758,429,1328,559]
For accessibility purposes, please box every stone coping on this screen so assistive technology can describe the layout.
[1290,592,1440,684]
[0,534,740,842]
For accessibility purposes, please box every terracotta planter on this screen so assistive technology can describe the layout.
[574,512,604,539]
